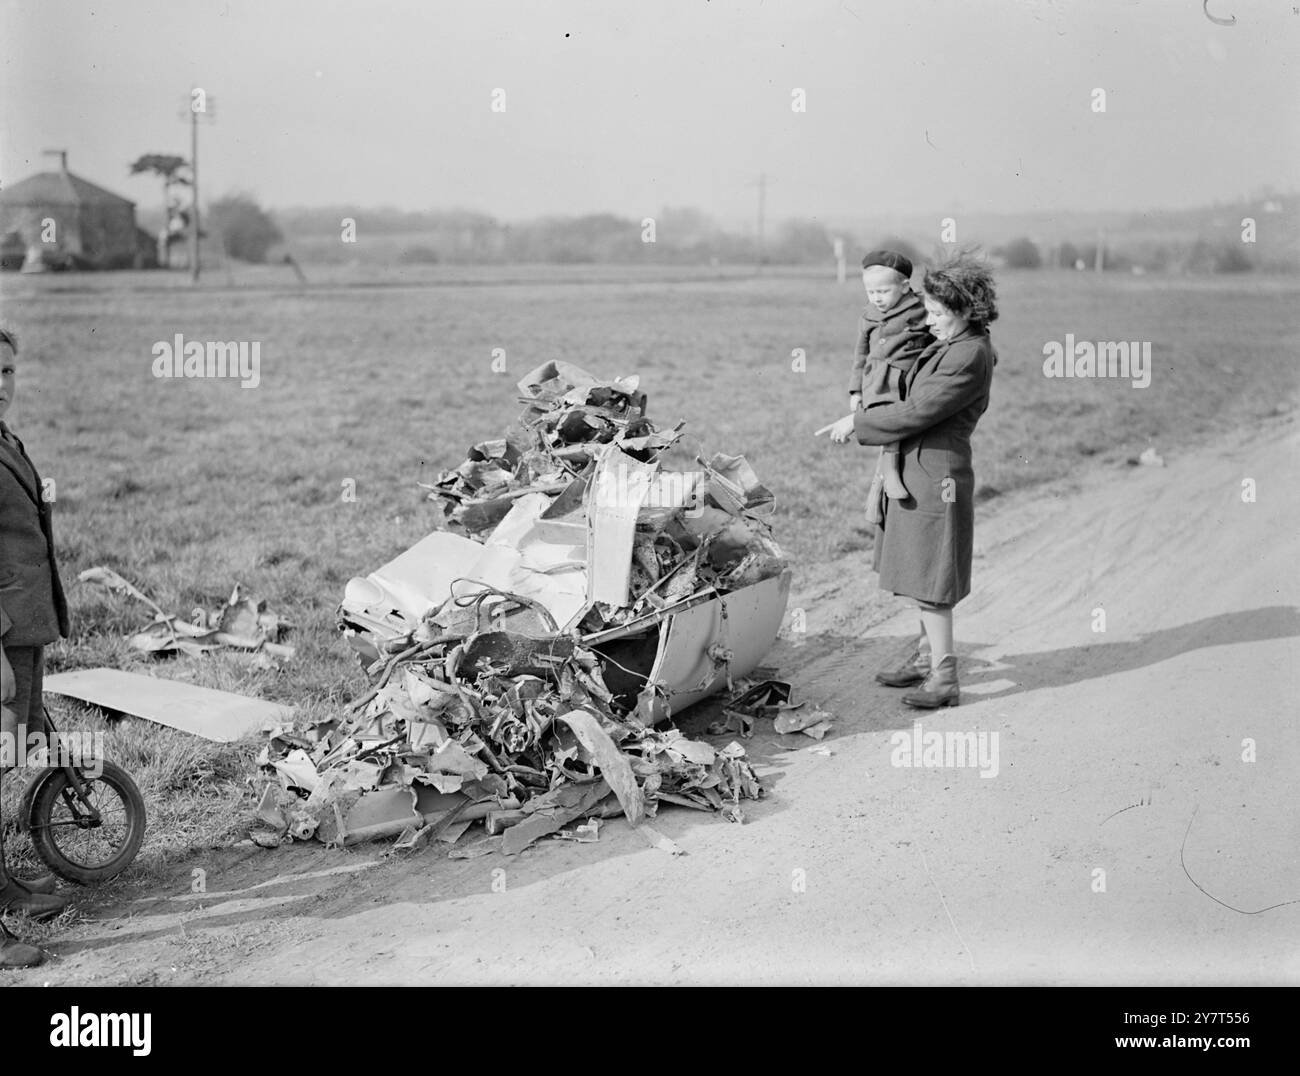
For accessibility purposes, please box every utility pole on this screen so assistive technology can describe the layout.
[180,88,216,284]
[190,101,200,283]
[746,172,774,273]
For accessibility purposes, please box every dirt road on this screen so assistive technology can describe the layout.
[9,411,1299,985]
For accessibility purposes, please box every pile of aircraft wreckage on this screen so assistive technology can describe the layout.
[255,362,793,856]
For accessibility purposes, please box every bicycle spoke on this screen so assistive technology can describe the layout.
[48,776,134,868]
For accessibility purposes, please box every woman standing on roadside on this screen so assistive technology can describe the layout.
[829,254,998,707]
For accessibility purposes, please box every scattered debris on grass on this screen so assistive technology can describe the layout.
[1126,446,1165,467]
[79,567,295,666]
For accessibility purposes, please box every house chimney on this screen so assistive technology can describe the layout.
[42,148,68,172]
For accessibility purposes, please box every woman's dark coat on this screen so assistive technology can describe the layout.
[852,326,995,606]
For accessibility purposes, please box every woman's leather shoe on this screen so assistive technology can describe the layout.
[902,655,959,708]
[876,634,930,688]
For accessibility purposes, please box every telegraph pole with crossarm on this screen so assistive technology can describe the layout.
[181,88,216,284]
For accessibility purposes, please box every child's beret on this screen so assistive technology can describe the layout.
[861,250,914,279]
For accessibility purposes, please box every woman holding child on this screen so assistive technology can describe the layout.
[830,253,998,708]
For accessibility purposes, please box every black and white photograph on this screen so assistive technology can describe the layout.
[0,0,1297,1027]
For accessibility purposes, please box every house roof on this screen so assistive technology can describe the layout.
[0,169,135,209]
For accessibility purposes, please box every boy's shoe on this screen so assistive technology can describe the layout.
[0,922,44,968]
[902,654,959,708]
[13,874,57,895]
[0,882,68,921]
[876,633,931,688]
[878,460,909,499]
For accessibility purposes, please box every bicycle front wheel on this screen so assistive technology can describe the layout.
[28,761,147,885]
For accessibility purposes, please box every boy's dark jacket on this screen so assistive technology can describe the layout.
[848,290,934,400]
[0,421,69,646]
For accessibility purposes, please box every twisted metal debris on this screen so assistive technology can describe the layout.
[255,362,790,854]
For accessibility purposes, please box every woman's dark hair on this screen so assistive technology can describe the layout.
[922,253,998,328]
[0,326,17,354]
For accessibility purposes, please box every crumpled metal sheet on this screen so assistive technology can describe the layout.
[557,709,644,826]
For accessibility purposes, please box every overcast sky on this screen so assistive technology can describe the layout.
[1,0,1296,224]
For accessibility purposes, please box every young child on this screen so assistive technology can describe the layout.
[848,250,934,524]
[0,325,69,967]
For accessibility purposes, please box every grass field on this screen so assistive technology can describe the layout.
[1,265,1297,884]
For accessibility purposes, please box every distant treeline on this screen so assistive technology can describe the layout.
[170,194,1298,273]
[272,205,838,267]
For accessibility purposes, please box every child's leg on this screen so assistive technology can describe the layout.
[865,451,885,526]
[881,442,909,499]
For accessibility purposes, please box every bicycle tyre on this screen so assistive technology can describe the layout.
[28,761,147,885]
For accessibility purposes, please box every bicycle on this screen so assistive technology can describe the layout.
[17,705,146,884]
